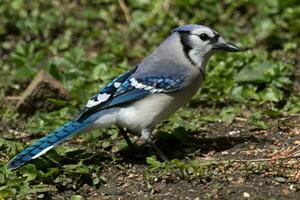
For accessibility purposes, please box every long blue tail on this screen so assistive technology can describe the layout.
[7,120,93,170]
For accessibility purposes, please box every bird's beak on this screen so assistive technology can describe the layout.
[213,37,241,52]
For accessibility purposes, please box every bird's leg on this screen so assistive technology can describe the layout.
[142,129,185,178]
[142,128,169,162]
[146,140,169,162]
[148,139,187,178]
[118,127,134,150]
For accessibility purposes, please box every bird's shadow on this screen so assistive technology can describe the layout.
[116,127,268,164]
[34,127,267,169]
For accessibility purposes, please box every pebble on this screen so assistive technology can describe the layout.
[243,192,250,198]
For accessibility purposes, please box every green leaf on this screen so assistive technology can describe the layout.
[70,195,83,200]
[20,164,37,182]
[248,112,269,129]
[219,106,240,124]
[146,156,165,170]
[259,87,283,102]
[235,63,266,83]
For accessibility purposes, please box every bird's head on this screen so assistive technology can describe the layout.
[172,24,240,67]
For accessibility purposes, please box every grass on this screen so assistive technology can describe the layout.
[0,0,299,199]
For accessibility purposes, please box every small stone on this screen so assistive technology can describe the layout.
[274,177,286,183]
[221,151,229,155]
[243,192,250,198]
[232,177,245,185]
[154,185,161,193]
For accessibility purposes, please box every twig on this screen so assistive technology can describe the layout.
[118,0,131,23]
[282,113,300,118]
[235,117,247,122]
[287,144,300,155]
[272,114,300,125]
[4,96,22,101]
[0,153,9,163]
[196,150,300,165]
[230,150,300,163]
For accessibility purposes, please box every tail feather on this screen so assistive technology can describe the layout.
[7,120,92,170]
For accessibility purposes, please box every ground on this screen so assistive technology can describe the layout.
[15,114,298,200]
[87,117,300,200]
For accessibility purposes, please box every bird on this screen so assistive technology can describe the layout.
[7,24,240,170]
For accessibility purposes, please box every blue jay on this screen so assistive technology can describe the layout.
[7,24,240,169]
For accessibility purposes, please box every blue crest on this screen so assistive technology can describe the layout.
[172,24,204,33]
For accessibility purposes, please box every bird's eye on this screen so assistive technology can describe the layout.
[199,33,209,41]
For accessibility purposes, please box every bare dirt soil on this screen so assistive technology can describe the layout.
[47,115,300,200]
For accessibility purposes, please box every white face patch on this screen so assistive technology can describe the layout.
[189,27,216,50]
[191,27,215,38]
[185,27,217,68]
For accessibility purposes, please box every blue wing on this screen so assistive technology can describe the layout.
[76,65,187,121]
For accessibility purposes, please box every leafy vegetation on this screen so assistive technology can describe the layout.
[0,0,299,199]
